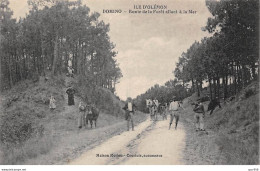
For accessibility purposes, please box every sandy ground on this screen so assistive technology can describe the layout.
[69,118,186,165]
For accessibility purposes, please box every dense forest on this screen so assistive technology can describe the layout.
[134,0,259,112]
[0,0,122,93]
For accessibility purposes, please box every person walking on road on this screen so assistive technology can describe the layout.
[193,100,206,131]
[123,98,136,131]
[168,98,180,130]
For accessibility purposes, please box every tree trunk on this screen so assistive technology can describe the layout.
[0,47,2,91]
[251,63,256,80]
[234,62,237,94]
[191,78,195,93]
[209,77,212,100]
[196,80,200,97]
[241,64,246,89]
[77,41,82,75]
[217,76,220,99]
[223,74,228,100]
[237,64,241,91]
[213,78,216,99]
[8,55,13,88]
[52,34,59,75]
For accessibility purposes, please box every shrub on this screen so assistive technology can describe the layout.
[245,88,255,98]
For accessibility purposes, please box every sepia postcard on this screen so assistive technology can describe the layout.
[0,0,259,169]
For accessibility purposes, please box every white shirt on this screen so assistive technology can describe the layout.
[68,60,72,67]
[128,102,133,111]
[153,100,159,107]
[169,101,179,111]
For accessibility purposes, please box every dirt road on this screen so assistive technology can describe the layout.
[69,118,186,165]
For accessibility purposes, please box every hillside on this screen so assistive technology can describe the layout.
[0,75,146,164]
[181,81,259,164]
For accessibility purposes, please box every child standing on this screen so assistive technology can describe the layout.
[49,95,56,110]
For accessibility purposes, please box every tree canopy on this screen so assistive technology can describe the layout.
[0,0,122,93]
[134,0,258,111]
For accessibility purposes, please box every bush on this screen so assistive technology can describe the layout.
[245,88,255,98]
[76,80,124,117]
[0,111,34,146]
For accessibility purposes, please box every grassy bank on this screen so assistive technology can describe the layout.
[0,77,65,164]
[0,76,147,165]
[181,81,259,164]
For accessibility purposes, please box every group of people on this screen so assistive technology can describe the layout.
[49,86,76,111]
[78,102,99,129]
[49,85,206,132]
[145,97,206,132]
[146,98,160,121]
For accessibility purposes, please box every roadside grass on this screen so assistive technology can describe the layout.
[209,93,259,164]
[0,75,147,164]
[2,135,54,165]
[22,112,147,165]
[181,81,259,164]
[0,76,65,164]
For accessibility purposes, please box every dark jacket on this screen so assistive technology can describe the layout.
[193,103,205,114]
[66,87,75,105]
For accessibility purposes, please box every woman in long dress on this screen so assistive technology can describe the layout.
[66,86,75,105]
[78,102,86,129]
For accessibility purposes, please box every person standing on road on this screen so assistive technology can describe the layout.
[146,99,153,121]
[168,98,180,130]
[153,98,159,121]
[193,100,206,131]
[123,98,136,131]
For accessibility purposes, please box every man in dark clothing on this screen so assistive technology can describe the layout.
[207,98,221,115]
[193,101,205,131]
[66,86,75,105]
[122,98,137,131]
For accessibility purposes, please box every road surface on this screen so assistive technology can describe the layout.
[69,118,186,165]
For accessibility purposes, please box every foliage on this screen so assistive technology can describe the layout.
[134,81,192,113]
[0,0,122,93]
[173,0,259,100]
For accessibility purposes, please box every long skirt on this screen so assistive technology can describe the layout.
[78,111,86,128]
[68,94,75,105]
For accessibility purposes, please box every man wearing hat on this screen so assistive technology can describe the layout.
[168,97,180,130]
[193,100,205,131]
[122,97,137,131]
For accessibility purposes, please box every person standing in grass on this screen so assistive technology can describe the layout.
[66,86,75,106]
[49,95,56,110]
[78,102,86,129]
[193,100,205,131]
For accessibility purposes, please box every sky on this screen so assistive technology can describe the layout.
[9,0,212,100]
